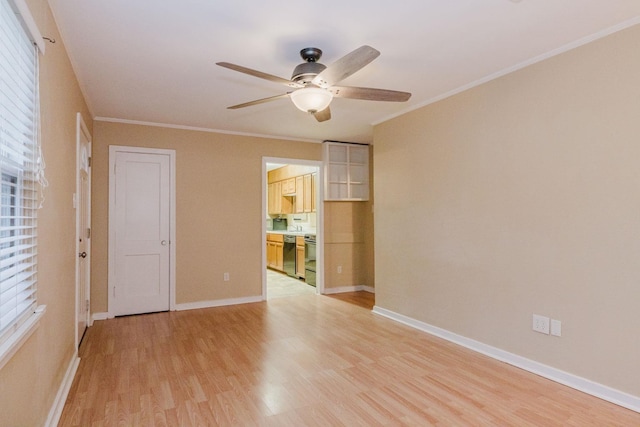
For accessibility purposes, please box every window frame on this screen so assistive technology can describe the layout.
[0,0,46,370]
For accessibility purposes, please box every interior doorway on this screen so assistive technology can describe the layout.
[263,158,323,299]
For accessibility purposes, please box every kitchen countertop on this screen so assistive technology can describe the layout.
[266,230,315,236]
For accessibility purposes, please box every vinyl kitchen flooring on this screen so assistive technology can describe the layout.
[59,292,640,426]
[266,269,316,299]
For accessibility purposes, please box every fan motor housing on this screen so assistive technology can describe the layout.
[292,62,326,85]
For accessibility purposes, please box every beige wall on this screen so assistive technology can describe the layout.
[374,24,640,396]
[91,122,374,312]
[0,0,92,425]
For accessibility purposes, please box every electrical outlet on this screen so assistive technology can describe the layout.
[551,319,562,337]
[532,314,550,334]
[223,272,230,281]
[337,265,342,274]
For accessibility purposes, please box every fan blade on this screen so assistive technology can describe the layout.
[312,45,380,88]
[227,93,290,109]
[217,62,303,88]
[313,106,331,122]
[330,86,411,102]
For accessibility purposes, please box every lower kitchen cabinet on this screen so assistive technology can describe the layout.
[266,233,284,271]
[296,236,305,278]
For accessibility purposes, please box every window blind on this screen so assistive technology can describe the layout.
[0,0,39,346]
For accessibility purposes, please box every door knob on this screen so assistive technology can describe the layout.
[161,240,168,246]
[79,252,87,258]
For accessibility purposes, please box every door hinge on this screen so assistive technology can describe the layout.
[86,300,89,311]
[87,227,91,239]
[88,156,92,168]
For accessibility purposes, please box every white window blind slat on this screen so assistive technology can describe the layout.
[0,233,34,246]
[0,271,34,292]
[0,280,35,314]
[0,0,39,348]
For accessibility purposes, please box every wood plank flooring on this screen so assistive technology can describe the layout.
[59,292,640,426]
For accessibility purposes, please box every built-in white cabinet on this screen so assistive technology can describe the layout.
[323,142,369,201]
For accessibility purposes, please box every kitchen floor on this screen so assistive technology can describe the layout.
[267,269,316,299]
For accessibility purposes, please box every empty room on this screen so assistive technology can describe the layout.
[1,0,640,425]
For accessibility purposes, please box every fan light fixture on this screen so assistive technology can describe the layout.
[290,87,333,113]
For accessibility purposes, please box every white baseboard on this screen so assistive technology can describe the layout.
[372,305,640,413]
[175,295,263,311]
[92,295,266,319]
[45,354,80,427]
[91,312,110,323]
[324,285,375,294]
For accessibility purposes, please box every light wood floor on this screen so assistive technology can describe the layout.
[59,292,640,426]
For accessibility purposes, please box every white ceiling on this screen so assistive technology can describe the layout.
[47,0,640,144]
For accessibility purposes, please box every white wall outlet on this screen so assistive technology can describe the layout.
[223,272,230,281]
[532,314,550,334]
[337,265,342,274]
[551,319,562,337]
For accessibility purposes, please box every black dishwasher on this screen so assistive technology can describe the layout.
[283,235,297,278]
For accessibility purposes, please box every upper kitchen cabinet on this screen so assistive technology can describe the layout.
[268,181,293,215]
[303,174,312,213]
[295,175,304,213]
[282,177,296,196]
[268,164,318,215]
[323,142,369,201]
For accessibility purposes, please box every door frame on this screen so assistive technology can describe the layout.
[262,157,324,297]
[75,113,91,349]
[108,145,177,317]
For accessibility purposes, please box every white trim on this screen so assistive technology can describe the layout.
[108,146,177,316]
[75,113,92,350]
[44,354,80,427]
[324,285,375,294]
[175,296,263,312]
[95,117,323,144]
[373,16,640,127]
[372,305,640,413]
[10,0,45,53]
[262,157,325,298]
[91,312,110,323]
[0,305,46,371]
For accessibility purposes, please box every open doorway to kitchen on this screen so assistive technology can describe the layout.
[263,157,323,300]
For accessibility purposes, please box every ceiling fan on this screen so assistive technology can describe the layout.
[217,45,411,122]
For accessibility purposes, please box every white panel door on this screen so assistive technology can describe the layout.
[76,115,91,346]
[113,151,171,316]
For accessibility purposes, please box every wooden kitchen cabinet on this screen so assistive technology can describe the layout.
[303,174,312,213]
[296,236,305,278]
[266,233,284,271]
[311,173,316,212]
[282,177,296,196]
[268,183,276,215]
[268,182,292,215]
[295,175,304,213]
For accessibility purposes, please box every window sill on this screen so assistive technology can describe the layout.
[0,305,46,371]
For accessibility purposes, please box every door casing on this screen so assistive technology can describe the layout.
[75,113,91,348]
